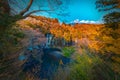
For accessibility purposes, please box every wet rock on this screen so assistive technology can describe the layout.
[40,48,71,80]
[19,55,26,61]
[22,55,41,77]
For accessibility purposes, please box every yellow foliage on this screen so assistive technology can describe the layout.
[112,63,120,74]
[18,16,120,56]
[112,56,120,63]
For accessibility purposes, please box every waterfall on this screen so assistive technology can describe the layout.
[45,33,53,48]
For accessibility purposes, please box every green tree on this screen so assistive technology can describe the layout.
[96,0,120,76]
[96,0,120,29]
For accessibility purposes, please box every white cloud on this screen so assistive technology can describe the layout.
[73,19,79,23]
[72,19,103,24]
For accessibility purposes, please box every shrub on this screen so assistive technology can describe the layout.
[62,46,75,57]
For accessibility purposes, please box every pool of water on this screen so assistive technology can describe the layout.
[19,55,26,61]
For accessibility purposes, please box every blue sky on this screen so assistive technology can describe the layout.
[33,0,105,23]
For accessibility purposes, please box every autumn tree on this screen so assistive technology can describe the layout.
[96,0,120,54]
[96,0,120,74]
[96,0,120,29]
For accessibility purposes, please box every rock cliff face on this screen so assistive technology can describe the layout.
[22,47,71,80]
[39,48,70,79]
[16,25,71,80]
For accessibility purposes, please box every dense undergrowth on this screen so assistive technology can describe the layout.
[0,25,25,53]
[62,46,75,57]
[53,47,120,80]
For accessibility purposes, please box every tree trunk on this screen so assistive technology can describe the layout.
[0,0,10,14]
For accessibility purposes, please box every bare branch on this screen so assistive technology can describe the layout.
[23,9,53,18]
[19,0,33,16]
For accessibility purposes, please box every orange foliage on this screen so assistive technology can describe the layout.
[19,16,119,56]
